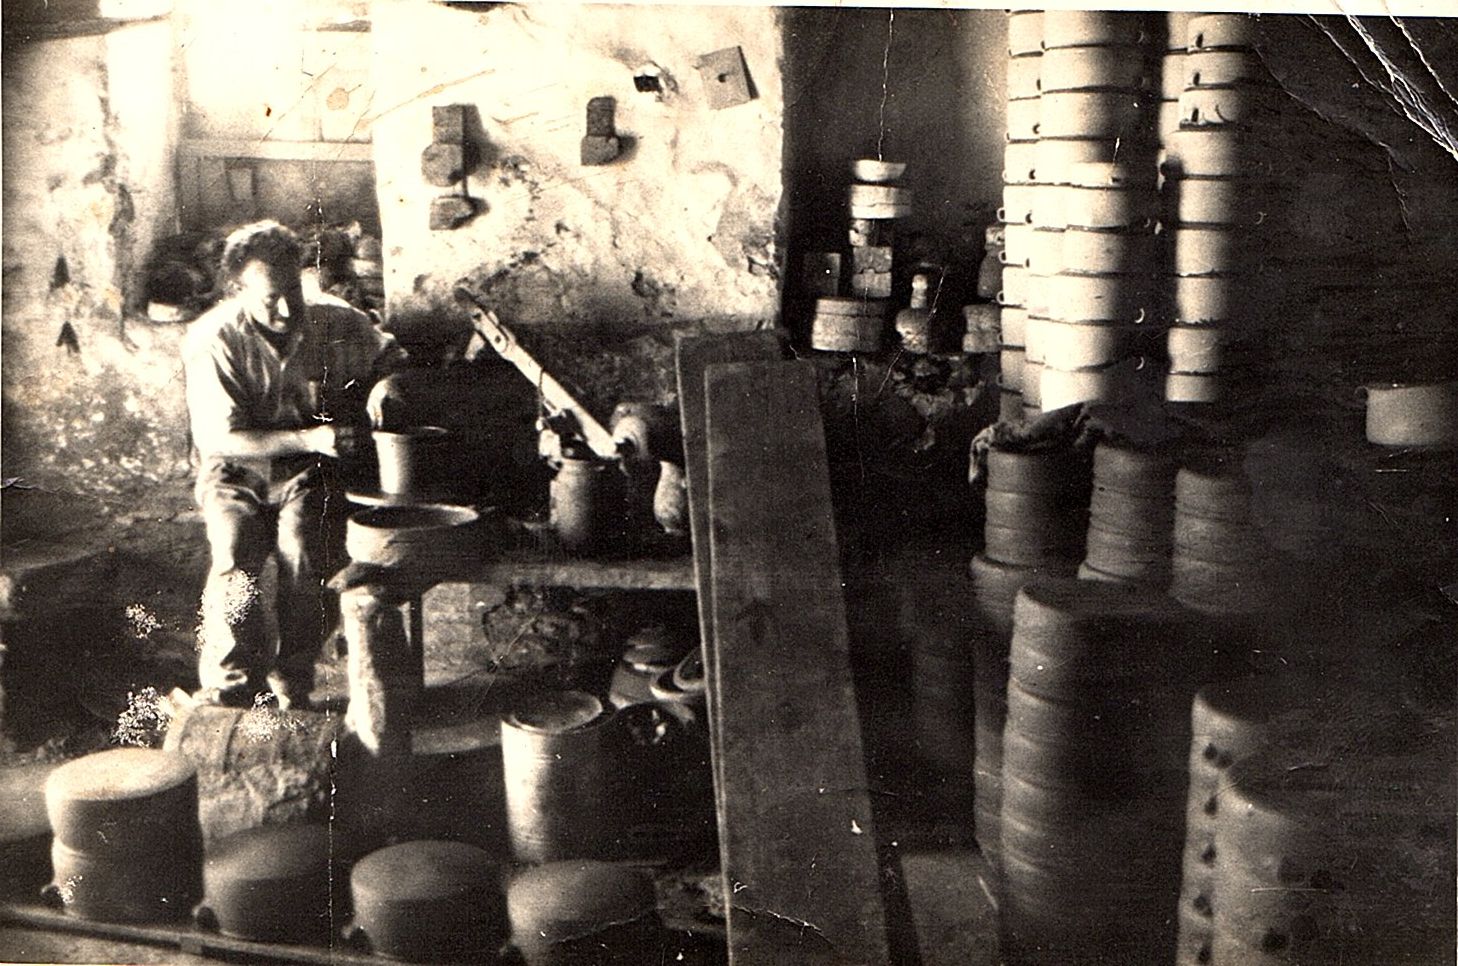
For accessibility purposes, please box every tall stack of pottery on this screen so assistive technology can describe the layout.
[998,579,1199,965]
[809,158,911,353]
[1174,674,1354,966]
[1156,12,1200,140]
[970,443,1090,871]
[1039,161,1163,412]
[1001,8,1043,419]
[1208,740,1456,964]
[1034,11,1164,412]
[1169,448,1284,637]
[1079,438,1177,588]
[1161,14,1296,404]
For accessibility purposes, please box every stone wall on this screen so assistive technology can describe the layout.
[1,19,191,509]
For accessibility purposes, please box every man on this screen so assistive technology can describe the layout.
[183,221,407,709]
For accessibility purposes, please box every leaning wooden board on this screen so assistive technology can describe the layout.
[674,330,788,822]
[704,359,891,965]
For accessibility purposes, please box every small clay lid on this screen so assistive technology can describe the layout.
[508,860,656,944]
[351,840,496,905]
[45,749,196,803]
[204,824,331,885]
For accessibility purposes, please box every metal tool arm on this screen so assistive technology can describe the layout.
[457,291,620,459]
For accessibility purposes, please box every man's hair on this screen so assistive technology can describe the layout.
[219,221,302,285]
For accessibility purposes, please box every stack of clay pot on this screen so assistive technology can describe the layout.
[1079,438,1177,588]
[809,158,911,352]
[1161,14,1295,404]
[1204,735,1456,964]
[969,442,1090,871]
[1156,13,1200,140]
[998,578,1198,965]
[1169,447,1284,627]
[1174,673,1355,966]
[43,748,203,923]
[1000,8,1043,419]
[1031,11,1164,413]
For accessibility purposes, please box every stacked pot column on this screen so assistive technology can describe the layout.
[1209,744,1456,964]
[1169,448,1289,674]
[1162,14,1296,404]
[1033,11,1163,412]
[969,443,1090,872]
[1078,439,1177,588]
[808,161,913,353]
[1157,12,1200,141]
[1174,674,1346,966]
[999,9,1043,420]
[43,749,204,923]
[998,579,1200,965]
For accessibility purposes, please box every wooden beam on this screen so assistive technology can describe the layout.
[704,359,890,966]
[674,330,787,821]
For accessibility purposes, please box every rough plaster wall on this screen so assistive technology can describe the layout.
[1,21,191,505]
[369,1,785,345]
[174,0,380,231]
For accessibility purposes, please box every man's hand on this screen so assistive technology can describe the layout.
[303,423,362,458]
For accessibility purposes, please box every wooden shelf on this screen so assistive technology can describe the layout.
[332,549,695,595]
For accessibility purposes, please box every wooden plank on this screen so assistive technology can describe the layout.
[674,330,787,824]
[0,900,380,965]
[704,359,890,966]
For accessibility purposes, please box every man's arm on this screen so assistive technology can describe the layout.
[184,316,355,460]
[196,424,345,460]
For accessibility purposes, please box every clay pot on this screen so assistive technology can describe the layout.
[1007,97,1042,142]
[197,824,334,943]
[550,457,628,555]
[1038,45,1156,93]
[373,426,451,498]
[1008,54,1043,99]
[1048,272,1158,323]
[1188,13,1260,51]
[1041,11,1154,48]
[1364,381,1458,450]
[501,692,620,863]
[1161,52,1189,99]
[1184,49,1274,88]
[1001,183,1038,225]
[1004,141,1039,185]
[1168,323,1236,374]
[1061,184,1159,230]
[45,749,200,857]
[1039,91,1156,140]
[1039,319,1149,370]
[1040,358,1148,410]
[1008,11,1044,56]
[1023,359,1046,407]
[1057,228,1159,275]
[346,840,505,963]
[46,839,200,923]
[345,504,482,569]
